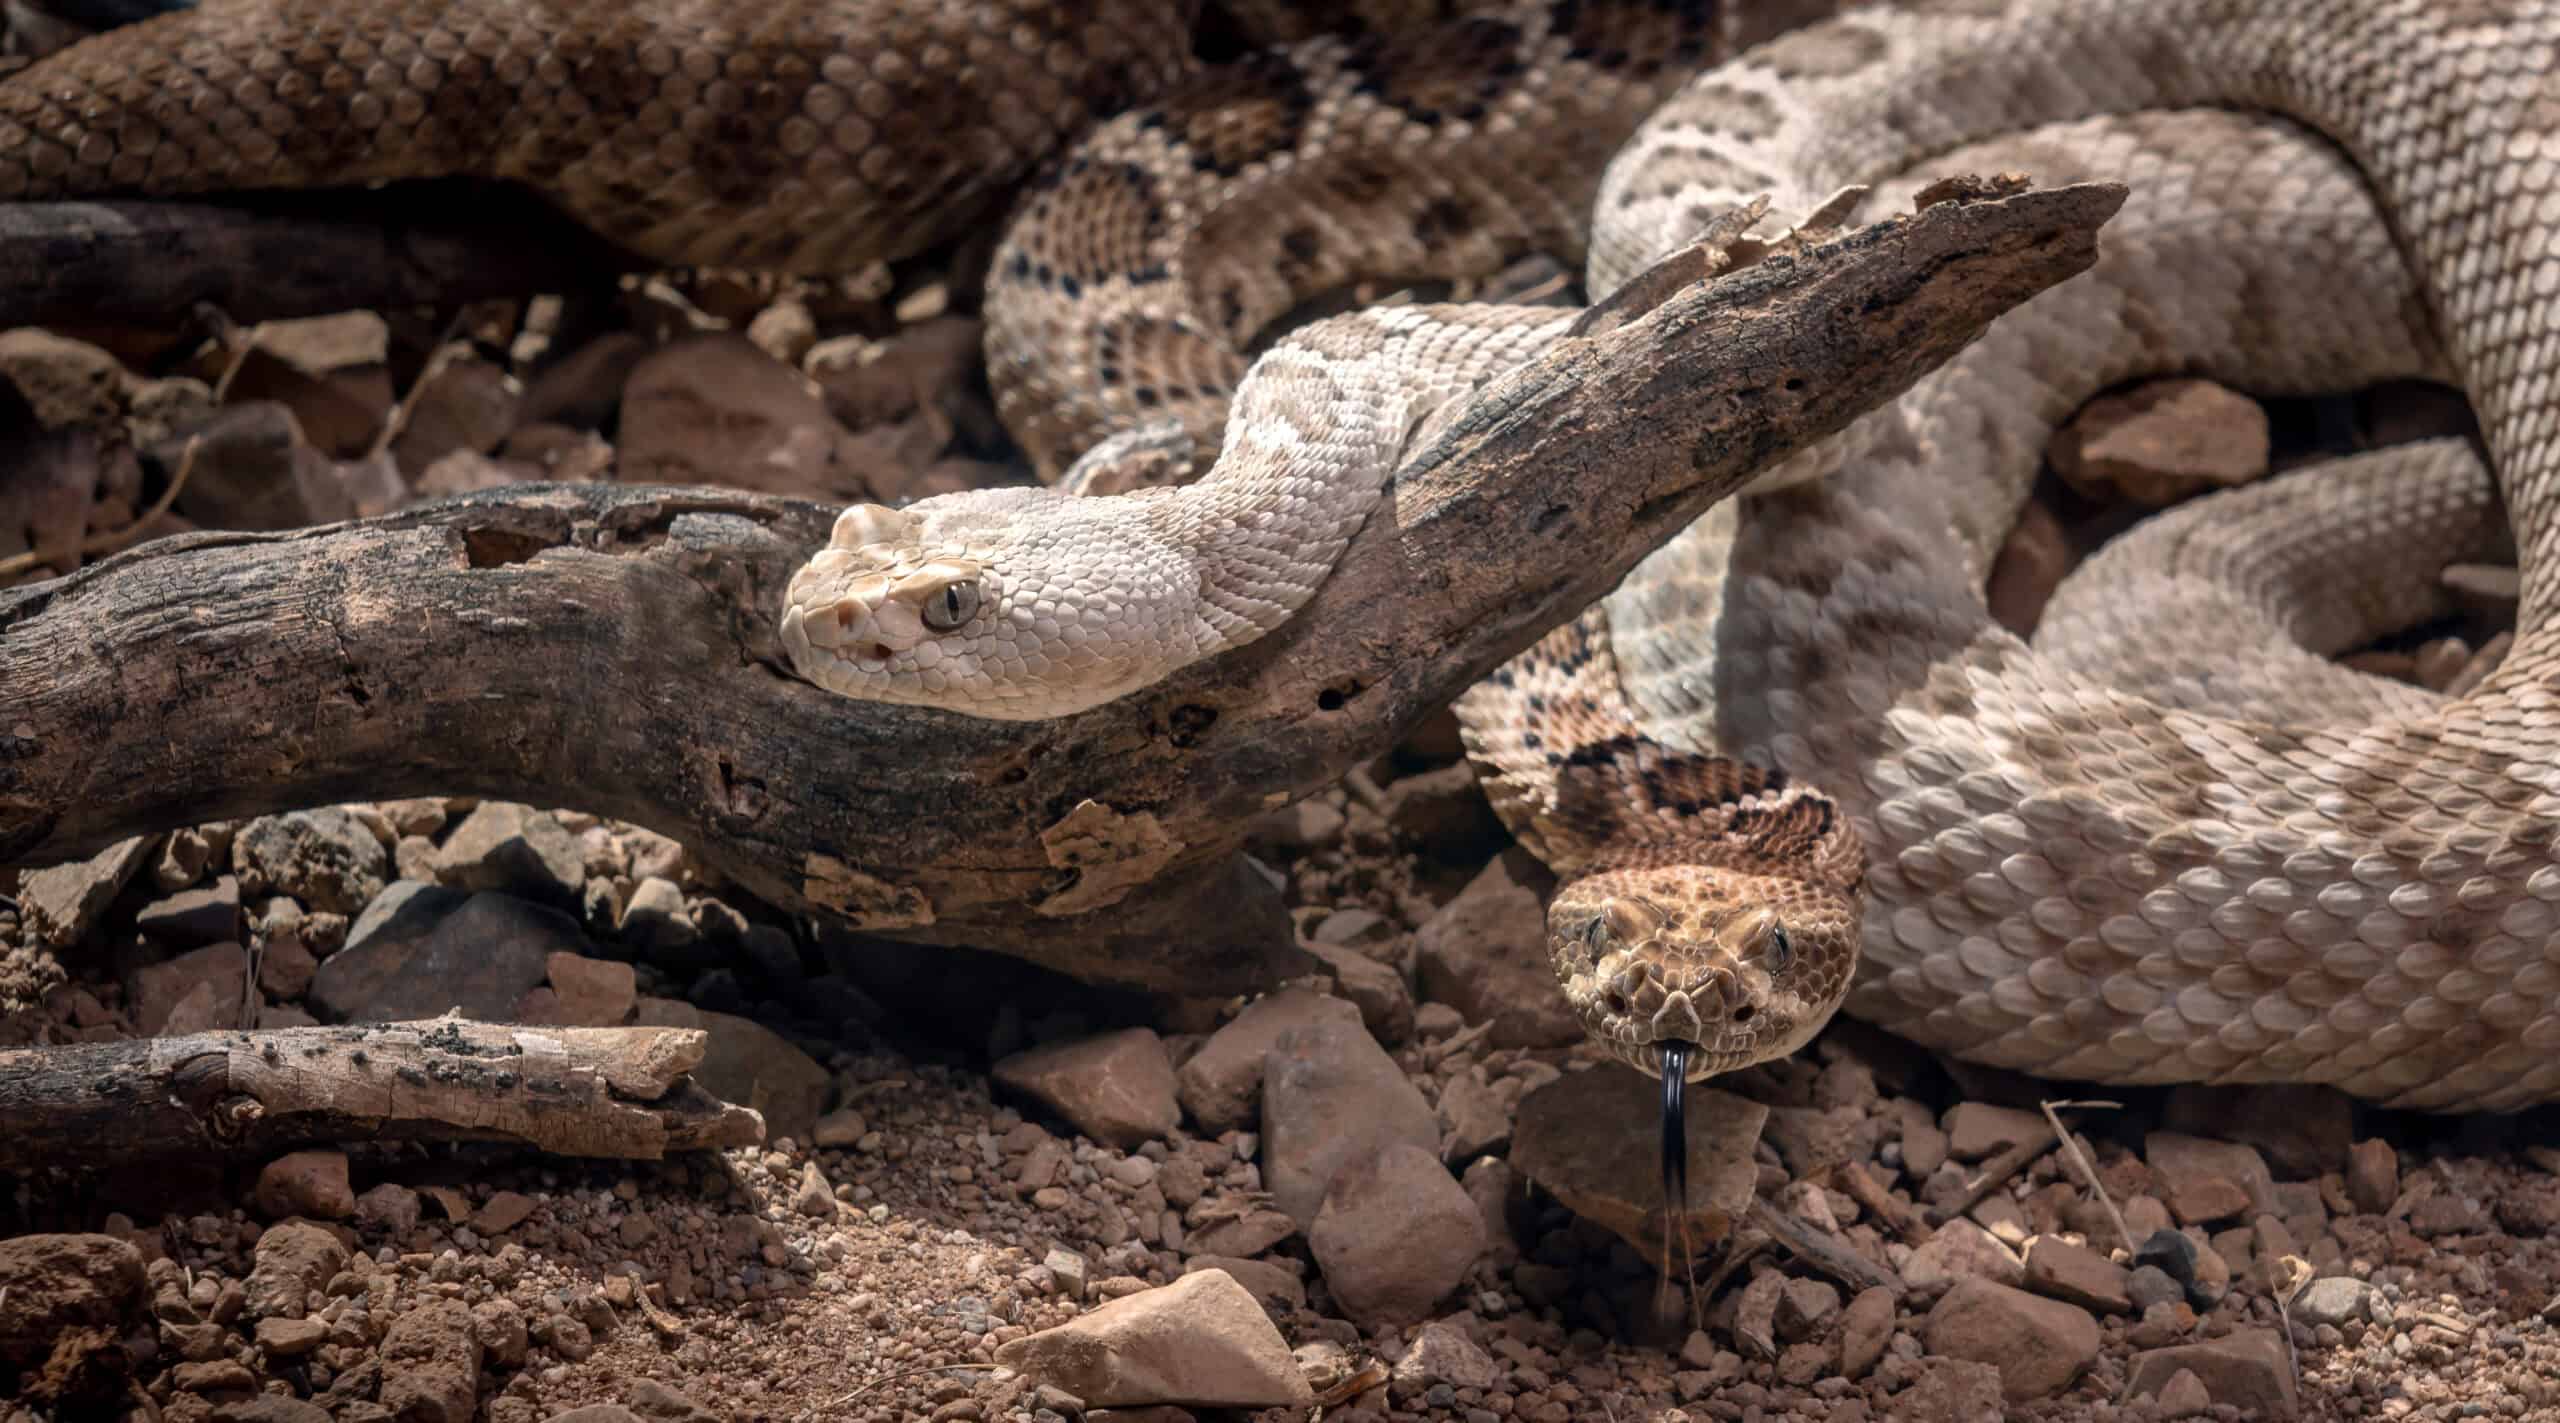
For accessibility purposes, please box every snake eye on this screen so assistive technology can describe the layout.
[921,579,980,631]
[1766,923,1793,973]
[1582,915,1610,952]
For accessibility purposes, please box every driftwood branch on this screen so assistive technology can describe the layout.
[0,180,2127,993]
[0,1019,763,1170]
[0,183,638,329]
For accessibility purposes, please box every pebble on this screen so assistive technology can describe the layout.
[1410,850,1581,1049]
[1259,1019,1439,1228]
[1307,1142,1485,1327]
[992,1027,1183,1151]
[2124,1328,2298,1419]
[252,1150,354,1221]
[994,1269,1312,1408]
[1921,1278,2100,1401]
[1173,988,1364,1135]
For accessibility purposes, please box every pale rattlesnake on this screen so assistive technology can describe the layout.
[2,1,2554,1109]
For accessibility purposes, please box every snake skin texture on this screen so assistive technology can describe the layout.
[11,0,2560,1107]
[1543,0,2560,1112]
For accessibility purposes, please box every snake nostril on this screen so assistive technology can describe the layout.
[1732,1003,1755,1023]
[1603,989,1631,1018]
[865,642,894,662]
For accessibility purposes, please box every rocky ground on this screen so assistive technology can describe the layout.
[1,79,2556,1423]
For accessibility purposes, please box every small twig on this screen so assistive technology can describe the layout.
[1826,1158,1928,1244]
[1745,1196,1900,1296]
[1924,1121,2062,1226]
[2038,1097,2132,1256]
[0,434,202,581]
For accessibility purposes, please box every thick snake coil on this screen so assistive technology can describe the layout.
[5,0,2557,1110]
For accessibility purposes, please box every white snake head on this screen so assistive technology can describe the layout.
[1549,853,1863,1083]
[779,490,1203,720]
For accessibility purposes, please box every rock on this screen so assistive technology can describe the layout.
[233,809,390,915]
[389,354,517,477]
[1259,1019,1439,1228]
[2160,1084,2352,1178]
[1377,763,1506,853]
[1435,1068,1513,1163]
[130,942,247,1036]
[2124,1329,2297,1420]
[136,875,244,945]
[1175,989,1364,1135]
[1985,490,2074,636]
[1898,1099,1951,1176]
[625,1379,721,1422]
[2291,1276,2384,1328]
[792,1162,839,1219]
[471,1191,539,1235]
[617,876,704,965]
[1297,938,1415,1049]
[1837,1285,1894,1380]
[1181,1208,1298,1260]
[813,1108,868,1148]
[1306,1142,1485,1328]
[2346,1137,2399,1214]
[0,1233,146,1405]
[994,1268,1313,1409]
[1921,1278,2100,1402]
[356,1183,423,1235]
[2048,377,2270,506]
[1045,1248,1091,1303]
[993,1027,1182,1150]
[378,1298,483,1423]
[216,1397,334,1423]
[2154,1366,2212,1419]
[1901,1217,2024,1291]
[312,887,578,1023]
[254,1316,327,1356]
[1180,1255,1305,1313]
[1390,1320,1500,1393]
[1411,849,1581,1049]
[1895,1358,2006,1423]
[244,1220,348,1323]
[1941,1103,2045,1161]
[161,979,234,1036]
[430,803,586,911]
[1776,1278,1840,1341]
[2127,1264,2186,1313]
[1507,1064,1764,1268]
[692,1010,831,1145]
[252,1150,354,1221]
[617,333,875,499]
[544,951,637,1026]
[2022,1235,2132,1315]
[1730,1271,1782,1358]
[18,835,154,948]
[2145,1132,2274,1225]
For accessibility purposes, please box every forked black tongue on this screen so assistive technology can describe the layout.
[1659,1041,1691,1224]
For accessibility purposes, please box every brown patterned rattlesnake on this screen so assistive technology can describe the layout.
[5,1,2557,1110]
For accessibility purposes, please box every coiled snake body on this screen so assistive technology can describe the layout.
[6,0,2558,1110]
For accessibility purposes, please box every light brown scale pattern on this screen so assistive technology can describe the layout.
[0,0,1202,272]
[1559,0,2560,1111]
[16,0,2560,1108]
[980,0,1727,480]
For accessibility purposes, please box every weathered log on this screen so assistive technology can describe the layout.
[0,183,636,330]
[0,180,2127,994]
[0,1019,763,1169]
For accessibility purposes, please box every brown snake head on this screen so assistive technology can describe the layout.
[1547,807,1865,1083]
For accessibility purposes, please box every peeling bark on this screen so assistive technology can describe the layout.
[0,1019,763,1168]
[0,181,2127,994]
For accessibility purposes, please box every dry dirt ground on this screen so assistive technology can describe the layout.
[0,36,2557,1423]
